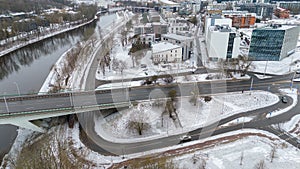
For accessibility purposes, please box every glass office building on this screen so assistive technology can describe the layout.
[249,25,300,61]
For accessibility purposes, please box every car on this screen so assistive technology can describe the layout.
[296,70,300,74]
[281,96,288,103]
[179,135,192,143]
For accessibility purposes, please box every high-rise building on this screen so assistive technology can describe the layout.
[204,15,232,42]
[249,25,300,61]
[206,25,240,60]
[236,3,275,20]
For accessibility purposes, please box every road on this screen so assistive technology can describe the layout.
[1,15,299,156]
[0,73,295,115]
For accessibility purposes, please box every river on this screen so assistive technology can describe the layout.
[0,13,117,163]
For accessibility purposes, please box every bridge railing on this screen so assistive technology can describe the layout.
[0,101,131,117]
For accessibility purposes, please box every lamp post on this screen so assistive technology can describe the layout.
[263,60,268,77]
[13,82,20,96]
[3,93,10,114]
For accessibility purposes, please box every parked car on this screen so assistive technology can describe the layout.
[179,135,192,143]
[281,96,288,103]
[296,70,300,74]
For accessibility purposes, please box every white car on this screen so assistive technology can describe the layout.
[179,135,192,143]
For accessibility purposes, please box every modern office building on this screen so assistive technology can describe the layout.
[206,25,240,60]
[236,3,275,20]
[204,15,232,42]
[249,25,300,61]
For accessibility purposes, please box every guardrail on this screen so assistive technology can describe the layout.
[0,102,131,117]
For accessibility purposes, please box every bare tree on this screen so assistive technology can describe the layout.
[237,55,254,76]
[127,108,151,135]
[240,151,244,165]
[254,159,266,169]
[120,28,128,47]
[119,60,127,74]
[200,158,207,169]
[190,91,198,106]
[270,146,276,163]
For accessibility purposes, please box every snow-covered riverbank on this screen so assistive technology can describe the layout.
[0,18,96,58]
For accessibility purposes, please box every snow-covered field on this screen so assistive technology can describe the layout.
[173,132,300,169]
[251,51,300,75]
[95,90,279,142]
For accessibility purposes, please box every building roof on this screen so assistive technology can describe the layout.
[257,25,298,31]
[152,42,181,54]
[209,25,236,32]
[159,0,179,6]
[162,33,194,41]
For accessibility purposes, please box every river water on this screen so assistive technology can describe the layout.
[0,13,117,163]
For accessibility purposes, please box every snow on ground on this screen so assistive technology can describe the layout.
[95,40,195,81]
[0,128,34,168]
[251,50,300,75]
[121,129,300,169]
[39,11,132,93]
[95,72,250,90]
[281,114,300,135]
[267,88,298,118]
[254,74,273,79]
[95,90,279,143]
[68,123,122,167]
[219,116,255,127]
[173,133,300,169]
[1,11,132,168]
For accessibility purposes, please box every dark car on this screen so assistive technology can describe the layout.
[281,96,288,103]
[179,135,192,143]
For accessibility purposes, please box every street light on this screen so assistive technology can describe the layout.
[13,82,20,96]
[3,92,10,114]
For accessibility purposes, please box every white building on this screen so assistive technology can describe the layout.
[167,18,189,34]
[205,15,232,42]
[152,42,182,64]
[162,33,194,61]
[207,25,240,60]
[140,34,155,46]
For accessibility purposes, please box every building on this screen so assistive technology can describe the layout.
[277,1,300,15]
[204,15,232,42]
[274,7,290,19]
[167,18,189,34]
[236,3,275,20]
[140,34,155,46]
[148,10,160,22]
[249,25,300,61]
[162,34,194,61]
[206,25,240,60]
[222,10,256,28]
[134,23,168,40]
[152,42,182,64]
